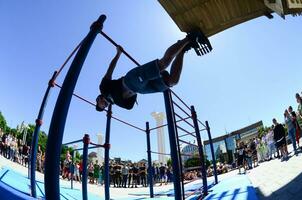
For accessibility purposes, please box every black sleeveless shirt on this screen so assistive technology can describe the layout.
[99,77,137,110]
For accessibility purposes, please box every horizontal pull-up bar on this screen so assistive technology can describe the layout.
[178,139,198,147]
[62,139,83,146]
[149,116,191,131]
[174,112,194,129]
[100,31,141,67]
[176,125,196,138]
[198,119,206,128]
[150,151,171,156]
[170,90,191,111]
[75,145,103,151]
[173,100,191,118]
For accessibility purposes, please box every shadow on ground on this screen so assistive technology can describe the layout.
[255,171,302,200]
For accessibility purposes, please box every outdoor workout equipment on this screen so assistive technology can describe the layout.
[29,15,215,200]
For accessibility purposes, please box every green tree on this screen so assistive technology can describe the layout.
[0,111,7,132]
[167,158,172,167]
[184,157,200,168]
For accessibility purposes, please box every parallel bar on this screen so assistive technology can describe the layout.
[55,83,145,132]
[44,15,106,200]
[178,139,198,147]
[55,84,96,107]
[172,101,191,118]
[104,105,112,200]
[75,145,104,151]
[145,122,154,198]
[62,139,83,146]
[111,116,145,132]
[100,31,141,66]
[82,134,89,200]
[191,106,208,196]
[174,112,194,129]
[150,151,171,156]
[163,90,184,200]
[206,121,218,184]
[149,116,191,131]
[198,119,207,128]
[170,90,191,111]
[30,71,57,198]
[176,125,196,138]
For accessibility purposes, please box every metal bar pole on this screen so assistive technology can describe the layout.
[163,90,184,200]
[145,122,154,198]
[104,104,112,200]
[173,115,186,200]
[191,106,208,195]
[206,121,218,184]
[30,71,57,198]
[100,31,141,66]
[44,15,106,200]
[62,139,83,146]
[82,134,90,200]
[71,150,75,189]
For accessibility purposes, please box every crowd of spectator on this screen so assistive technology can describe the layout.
[0,132,34,168]
[235,92,302,174]
[60,152,175,188]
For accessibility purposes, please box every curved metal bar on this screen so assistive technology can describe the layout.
[54,40,83,80]
[44,15,106,200]
[30,71,57,198]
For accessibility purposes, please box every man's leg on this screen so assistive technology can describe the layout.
[158,37,190,71]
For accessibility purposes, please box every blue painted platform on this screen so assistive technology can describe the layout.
[204,175,258,200]
[0,167,103,200]
[0,166,258,200]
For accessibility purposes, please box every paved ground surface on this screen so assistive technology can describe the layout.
[1,143,302,199]
[247,145,302,200]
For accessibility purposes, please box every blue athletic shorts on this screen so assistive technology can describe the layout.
[123,59,169,94]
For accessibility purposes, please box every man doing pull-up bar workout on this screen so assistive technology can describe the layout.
[96,33,202,111]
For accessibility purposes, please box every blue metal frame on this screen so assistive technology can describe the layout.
[145,122,154,198]
[104,104,112,200]
[163,89,184,200]
[191,106,208,195]
[82,134,90,200]
[44,15,106,200]
[71,150,76,190]
[30,71,57,198]
[206,121,218,184]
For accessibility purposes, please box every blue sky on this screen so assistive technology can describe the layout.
[1,1,302,161]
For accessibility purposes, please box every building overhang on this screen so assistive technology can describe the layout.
[158,0,302,37]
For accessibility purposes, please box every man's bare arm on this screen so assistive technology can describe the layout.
[104,46,123,79]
